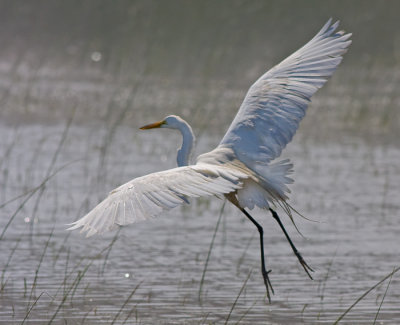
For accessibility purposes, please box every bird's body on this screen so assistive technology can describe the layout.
[69,19,351,301]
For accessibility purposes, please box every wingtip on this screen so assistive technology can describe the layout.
[85,227,98,238]
[66,220,92,235]
[326,17,333,26]
[316,18,340,38]
[66,221,80,231]
[328,20,340,36]
[67,220,111,237]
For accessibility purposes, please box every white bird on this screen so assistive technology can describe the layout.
[69,19,351,301]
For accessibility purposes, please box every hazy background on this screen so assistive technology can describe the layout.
[1,1,400,324]
[1,0,400,138]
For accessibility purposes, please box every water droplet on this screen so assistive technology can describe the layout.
[91,51,102,62]
[124,273,130,278]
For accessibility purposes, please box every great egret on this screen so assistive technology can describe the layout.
[69,19,351,301]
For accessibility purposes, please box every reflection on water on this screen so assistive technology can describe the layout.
[0,120,399,324]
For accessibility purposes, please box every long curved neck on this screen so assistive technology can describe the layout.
[176,120,195,167]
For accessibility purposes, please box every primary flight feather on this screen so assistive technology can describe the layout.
[69,19,351,301]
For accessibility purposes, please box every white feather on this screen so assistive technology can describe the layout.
[68,164,248,236]
[69,20,351,237]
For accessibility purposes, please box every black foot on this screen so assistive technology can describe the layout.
[294,248,314,279]
[262,268,274,303]
[269,208,314,279]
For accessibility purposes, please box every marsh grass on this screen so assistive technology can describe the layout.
[0,237,20,292]
[317,249,337,302]
[333,266,400,324]
[0,4,400,322]
[236,231,255,275]
[48,261,92,324]
[0,160,79,241]
[0,128,19,203]
[100,228,121,276]
[20,292,45,325]
[15,231,144,323]
[0,99,399,325]
[1,117,399,323]
[110,281,142,325]
[373,268,394,325]
[27,228,54,309]
[224,269,253,325]
[29,106,76,236]
[198,200,226,304]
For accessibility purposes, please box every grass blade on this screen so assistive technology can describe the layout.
[21,292,45,325]
[47,262,92,325]
[224,269,252,325]
[0,160,79,240]
[373,267,394,325]
[334,266,400,324]
[27,228,54,308]
[198,200,225,303]
[110,281,142,325]
[30,105,76,231]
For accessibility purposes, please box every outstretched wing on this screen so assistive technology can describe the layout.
[220,19,351,165]
[68,164,248,237]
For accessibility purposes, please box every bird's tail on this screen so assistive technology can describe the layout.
[255,159,318,237]
[253,159,294,202]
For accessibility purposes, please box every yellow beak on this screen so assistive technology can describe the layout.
[140,120,166,130]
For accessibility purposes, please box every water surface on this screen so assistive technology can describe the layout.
[1,121,399,324]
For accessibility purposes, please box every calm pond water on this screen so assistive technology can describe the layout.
[0,121,399,324]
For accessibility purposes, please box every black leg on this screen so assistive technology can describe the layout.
[269,208,314,279]
[241,208,274,302]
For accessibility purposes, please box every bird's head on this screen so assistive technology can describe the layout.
[140,115,185,131]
